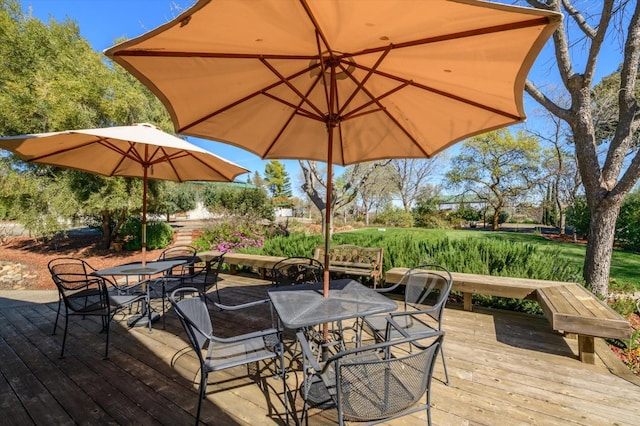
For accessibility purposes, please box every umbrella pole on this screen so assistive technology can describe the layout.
[142,167,148,266]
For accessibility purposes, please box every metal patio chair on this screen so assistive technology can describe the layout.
[169,287,288,425]
[298,329,444,425]
[360,264,453,385]
[271,256,324,287]
[48,257,145,360]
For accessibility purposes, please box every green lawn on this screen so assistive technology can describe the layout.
[344,227,640,292]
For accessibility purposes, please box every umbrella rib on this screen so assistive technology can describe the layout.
[345,80,431,158]
[342,81,411,120]
[343,18,554,60]
[338,47,391,117]
[25,138,96,163]
[180,60,325,133]
[262,73,324,158]
[260,57,325,117]
[111,50,319,61]
[351,62,521,121]
[299,0,333,56]
[261,92,322,121]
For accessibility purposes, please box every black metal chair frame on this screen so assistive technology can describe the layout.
[48,257,145,360]
[271,256,324,287]
[169,287,289,425]
[298,328,444,425]
[360,264,453,386]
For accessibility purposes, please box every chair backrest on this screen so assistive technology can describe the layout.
[400,264,453,323]
[203,253,225,290]
[271,256,324,286]
[158,245,197,262]
[170,288,213,362]
[48,257,108,313]
[330,332,443,422]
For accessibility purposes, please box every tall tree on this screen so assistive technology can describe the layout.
[348,161,393,225]
[522,0,640,296]
[0,1,174,246]
[528,109,582,235]
[445,129,543,230]
[387,158,441,212]
[299,160,387,234]
[264,160,292,201]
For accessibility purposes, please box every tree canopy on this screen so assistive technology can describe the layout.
[445,129,543,230]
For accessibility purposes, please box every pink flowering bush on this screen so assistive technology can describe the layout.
[193,216,288,253]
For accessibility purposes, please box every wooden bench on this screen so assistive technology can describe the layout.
[385,267,632,363]
[314,245,383,287]
[198,251,285,280]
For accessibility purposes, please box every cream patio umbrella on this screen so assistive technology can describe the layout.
[0,123,248,264]
[105,0,561,295]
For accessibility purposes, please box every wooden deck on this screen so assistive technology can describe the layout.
[1,273,638,425]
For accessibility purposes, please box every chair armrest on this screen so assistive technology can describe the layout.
[212,298,271,311]
[390,305,438,317]
[386,315,411,338]
[212,327,280,344]
[373,281,401,293]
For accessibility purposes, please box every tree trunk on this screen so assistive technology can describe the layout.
[583,203,620,297]
[558,209,566,236]
[319,207,333,239]
[491,209,500,231]
[101,212,112,249]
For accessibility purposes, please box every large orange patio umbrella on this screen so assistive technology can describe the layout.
[105,0,561,295]
[0,123,248,264]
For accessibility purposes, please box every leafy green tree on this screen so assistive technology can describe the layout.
[67,171,142,248]
[264,160,292,201]
[0,1,174,247]
[616,189,640,252]
[445,129,543,231]
[150,181,197,221]
[202,183,273,220]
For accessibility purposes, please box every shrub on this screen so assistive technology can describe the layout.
[374,206,413,227]
[193,216,288,252]
[118,218,174,250]
[246,229,583,315]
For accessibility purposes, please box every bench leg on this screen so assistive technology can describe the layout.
[229,265,237,275]
[463,292,473,311]
[578,335,595,364]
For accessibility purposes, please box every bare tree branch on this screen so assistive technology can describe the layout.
[525,81,570,120]
[561,0,596,39]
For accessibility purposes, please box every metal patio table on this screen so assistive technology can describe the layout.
[93,259,187,333]
[268,279,397,330]
[268,279,397,419]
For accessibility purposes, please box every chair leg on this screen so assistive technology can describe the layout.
[278,342,290,425]
[103,315,111,360]
[59,313,69,359]
[195,370,208,426]
[52,298,62,335]
[440,345,450,386]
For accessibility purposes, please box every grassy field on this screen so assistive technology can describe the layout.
[342,227,640,292]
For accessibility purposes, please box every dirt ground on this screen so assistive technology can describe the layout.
[0,233,167,290]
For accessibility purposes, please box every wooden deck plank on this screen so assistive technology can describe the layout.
[4,304,166,426]
[0,273,638,425]
[0,310,113,425]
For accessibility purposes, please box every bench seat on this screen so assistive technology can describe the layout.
[314,245,383,287]
[385,267,632,364]
[198,251,285,279]
[537,284,631,363]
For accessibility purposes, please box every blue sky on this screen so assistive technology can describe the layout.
[19,0,625,187]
